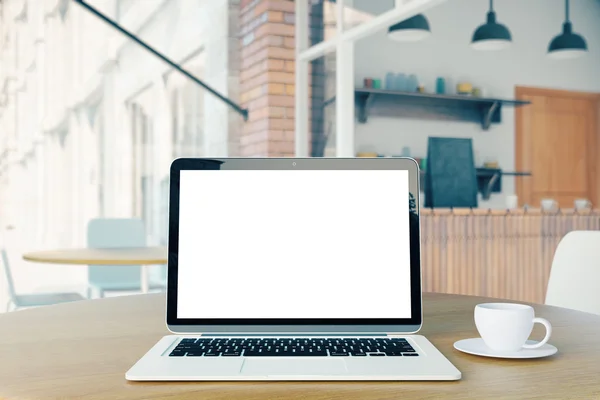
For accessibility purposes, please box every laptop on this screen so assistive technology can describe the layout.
[126,157,461,381]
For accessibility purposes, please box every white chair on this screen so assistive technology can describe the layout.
[1,249,85,312]
[87,218,165,298]
[545,231,600,315]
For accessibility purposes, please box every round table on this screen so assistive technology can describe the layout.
[22,247,168,293]
[0,293,598,399]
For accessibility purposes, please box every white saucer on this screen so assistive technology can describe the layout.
[454,338,558,359]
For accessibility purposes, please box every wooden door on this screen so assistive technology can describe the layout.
[516,87,600,208]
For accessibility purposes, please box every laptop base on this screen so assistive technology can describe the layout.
[126,335,461,381]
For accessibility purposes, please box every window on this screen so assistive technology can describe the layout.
[169,65,205,159]
[130,101,153,239]
[117,0,136,20]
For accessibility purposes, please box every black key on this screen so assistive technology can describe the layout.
[169,351,186,357]
[304,351,329,356]
[244,351,284,357]
[403,353,419,356]
[401,348,416,352]
[384,352,403,356]
[181,338,196,344]
[222,352,241,357]
[243,351,268,357]
[186,352,204,357]
[204,352,220,357]
[351,352,367,357]
[244,350,328,357]
[330,352,349,356]
[368,353,385,357]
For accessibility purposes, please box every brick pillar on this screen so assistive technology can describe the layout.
[239,0,296,157]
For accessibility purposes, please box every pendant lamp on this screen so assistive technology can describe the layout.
[388,14,431,42]
[471,0,512,51]
[548,0,587,59]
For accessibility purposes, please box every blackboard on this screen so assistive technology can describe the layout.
[425,137,478,208]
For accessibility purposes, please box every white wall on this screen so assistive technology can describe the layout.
[354,0,600,208]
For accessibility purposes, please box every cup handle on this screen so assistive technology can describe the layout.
[522,317,552,349]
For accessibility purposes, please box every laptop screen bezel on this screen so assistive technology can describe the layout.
[166,158,422,334]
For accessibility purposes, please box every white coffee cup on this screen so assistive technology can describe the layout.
[574,199,591,210]
[541,198,557,211]
[505,194,518,210]
[475,303,552,352]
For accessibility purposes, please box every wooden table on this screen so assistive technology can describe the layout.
[0,293,598,399]
[22,247,168,293]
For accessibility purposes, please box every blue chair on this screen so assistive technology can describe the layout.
[87,219,165,298]
[1,248,85,311]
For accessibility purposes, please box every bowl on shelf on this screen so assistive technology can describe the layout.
[456,82,473,95]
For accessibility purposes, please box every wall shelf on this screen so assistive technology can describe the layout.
[355,88,531,130]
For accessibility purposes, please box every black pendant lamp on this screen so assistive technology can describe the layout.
[548,0,587,59]
[388,14,431,42]
[471,0,512,51]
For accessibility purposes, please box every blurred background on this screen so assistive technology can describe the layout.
[1,0,599,313]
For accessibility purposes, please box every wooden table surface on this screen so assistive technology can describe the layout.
[22,247,168,265]
[0,293,599,399]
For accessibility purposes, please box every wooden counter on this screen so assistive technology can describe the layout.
[419,208,600,303]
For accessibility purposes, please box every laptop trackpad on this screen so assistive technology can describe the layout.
[241,358,347,376]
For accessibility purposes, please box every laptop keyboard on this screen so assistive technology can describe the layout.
[168,337,418,357]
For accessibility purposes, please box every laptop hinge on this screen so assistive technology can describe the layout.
[197,334,390,337]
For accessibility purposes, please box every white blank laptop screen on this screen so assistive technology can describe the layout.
[177,170,412,319]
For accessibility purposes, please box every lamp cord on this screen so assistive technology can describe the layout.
[489,0,494,11]
[565,0,570,22]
